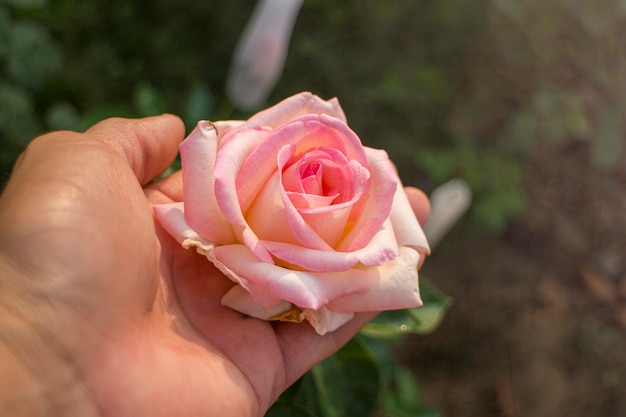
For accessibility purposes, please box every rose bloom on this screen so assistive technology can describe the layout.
[154,92,430,335]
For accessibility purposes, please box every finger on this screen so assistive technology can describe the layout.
[145,170,184,204]
[86,114,185,185]
[404,186,430,226]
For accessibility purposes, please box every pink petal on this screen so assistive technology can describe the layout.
[262,218,399,272]
[389,175,431,255]
[275,145,334,250]
[221,284,293,319]
[236,123,304,212]
[336,147,397,252]
[213,120,245,141]
[243,171,300,245]
[241,92,347,129]
[236,116,368,214]
[287,192,337,209]
[221,286,355,336]
[213,244,374,310]
[180,121,235,244]
[153,203,214,254]
[213,128,277,263]
[327,247,422,312]
[275,145,371,250]
[301,307,354,335]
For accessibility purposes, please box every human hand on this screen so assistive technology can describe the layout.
[0,115,429,417]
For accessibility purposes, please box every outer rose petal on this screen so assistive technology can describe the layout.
[327,247,423,312]
[180,121,236,244]
[221,284,293,320]
[153,203,213,251]
[240,92,347,130]
[213,120,246,138]
[155,204,286,307]
[301,307,354,335]
[389,174,431,255]
[212,244,375,310]
[213,127,279,263]
[221,286,354,336]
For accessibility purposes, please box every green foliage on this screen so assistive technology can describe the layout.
[361,278,452,339]
[267,279,450,417]
[267,337,380,417]
[267,336,442,417]
[0,0,57,180]
[2,0,625,227]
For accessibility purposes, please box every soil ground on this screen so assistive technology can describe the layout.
[402,141,626,417]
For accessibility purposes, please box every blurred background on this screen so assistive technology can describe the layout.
[1,0,625,415]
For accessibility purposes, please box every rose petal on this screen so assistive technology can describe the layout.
[274,145,371,249]
[389,175,431,255]
[180,121,236,244]
[241,92,347,129]
[301,306,354,335]
[236,116,368,212]
[236,122,304,212]
[153,203,214,253]
[336,147,397,252]
[282,147,359,204]
[220,286,354,336]
[213,128,278,263]
[287,192,337,209]
[327,247,422,312]
[262,218,400,272]
[213,120,246,141]
[243,171,299,245]
[221,284,293,319]
[213,244,374,310]
[274,145,334,250]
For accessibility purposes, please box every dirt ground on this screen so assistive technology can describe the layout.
[402,141,626,417]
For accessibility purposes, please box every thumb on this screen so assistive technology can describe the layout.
[85,114,185,185]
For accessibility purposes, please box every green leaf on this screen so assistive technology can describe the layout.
[268,337,381,417]
[378,366,442,417]
[312,337,380,417]
[265,401,318,417]
[360,279,452,339]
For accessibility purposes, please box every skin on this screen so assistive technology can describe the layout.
[0,114,430,417]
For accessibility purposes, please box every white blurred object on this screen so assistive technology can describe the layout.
[226,0,304,111]
[423,179,472,248]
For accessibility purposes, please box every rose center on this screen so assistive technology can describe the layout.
[281,147,357,208]
[299,161,339,198]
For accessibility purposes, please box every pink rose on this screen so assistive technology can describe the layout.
[154,92,430,335]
